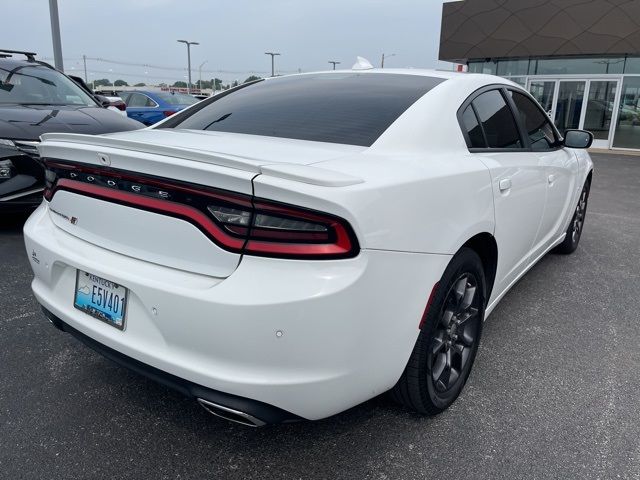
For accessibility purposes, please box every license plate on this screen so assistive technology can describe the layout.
[74,270,128,330]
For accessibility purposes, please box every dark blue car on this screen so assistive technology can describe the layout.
[119,90,199,125]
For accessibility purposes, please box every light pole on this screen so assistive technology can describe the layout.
[48,0,64,70]
[177,39,199,93]
[328,61,341,70]
[381,53,396,68]
[83,54,87,82]
[265,52,281,77]
[198,60,207,90]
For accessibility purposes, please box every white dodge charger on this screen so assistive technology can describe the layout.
[24,68,593,426]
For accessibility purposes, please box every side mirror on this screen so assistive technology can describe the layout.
[563,129,593,149]
[93,94,112,108]
[68,75,92,93]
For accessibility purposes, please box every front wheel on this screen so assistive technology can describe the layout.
[391,247,486,415]
[553,178,590,254]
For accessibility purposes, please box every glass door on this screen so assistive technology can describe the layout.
[528,80,556,117]
[583,80,618,148]
[612,77,640,150]
[554,81,586,135]
[527,78,622,147]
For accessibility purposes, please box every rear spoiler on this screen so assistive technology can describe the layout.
[38,132,364,187]
[260,164,363,187]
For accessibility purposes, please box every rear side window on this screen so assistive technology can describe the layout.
[508,91,559,150]
[471,90,522,149]
[128,93,155,107]
[461,105,486,148]
[155,92,198,105]
[162,73,446,147]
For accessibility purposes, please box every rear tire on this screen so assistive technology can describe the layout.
[391,247,486,415]
[553,178,591,255]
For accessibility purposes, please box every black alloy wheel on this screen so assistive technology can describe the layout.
[392,247,486,415]
[554,178,591,254]
[429,273,481,395]
[572,184,589,244]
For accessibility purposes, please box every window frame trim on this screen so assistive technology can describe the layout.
[128,92,159,109]
[457,83,564,153]
[506,87,565,152]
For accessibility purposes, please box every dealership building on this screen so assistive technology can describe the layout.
[439,0,640,150]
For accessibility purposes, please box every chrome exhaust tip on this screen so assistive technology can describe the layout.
[197,398,267,427]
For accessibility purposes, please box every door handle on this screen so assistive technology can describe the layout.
[548,174,556,184]
[499,178,512,192]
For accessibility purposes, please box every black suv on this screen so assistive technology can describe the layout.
[0,49,142,212]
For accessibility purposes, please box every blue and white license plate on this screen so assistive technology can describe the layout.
[74,270,128,330]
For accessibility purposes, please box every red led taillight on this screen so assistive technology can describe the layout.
[245,200,355,258]
[43,161,359,260]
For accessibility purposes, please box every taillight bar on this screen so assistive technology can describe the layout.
[246,199,355,258]
[53,178,247,252]
[43,161,359,260]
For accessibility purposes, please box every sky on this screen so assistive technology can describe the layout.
[1,0,451,85]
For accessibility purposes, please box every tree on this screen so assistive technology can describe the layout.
[231,80,239,88]
[214,78,223,90]
[93,78,112,87]
[114,79,128,87]
[172,81,188,88]
[133,82,146,87]
[243,75,261,84]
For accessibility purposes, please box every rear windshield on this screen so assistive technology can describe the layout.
[161,73,445,146]
[154,92,199,105]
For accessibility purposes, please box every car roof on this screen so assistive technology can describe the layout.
[121,90,167,97]
[264,68,517,90]
[0,57,54,70]
[322,68,465,79]
[271,67,473,79]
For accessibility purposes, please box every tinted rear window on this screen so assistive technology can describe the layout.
[162,73,445,146]
[461,105,486,148]
[155,92,199,105]
[472,90,522,149]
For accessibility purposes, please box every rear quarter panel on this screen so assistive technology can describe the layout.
[253,150,494,255]
[253,75,500,255]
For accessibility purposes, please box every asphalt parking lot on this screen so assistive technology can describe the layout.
[1,152,639,480]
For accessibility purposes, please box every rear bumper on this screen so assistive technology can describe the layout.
[24,204,451,420]
[42,307,301,424]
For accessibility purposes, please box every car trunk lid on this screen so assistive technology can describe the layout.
[38,131,364,278]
